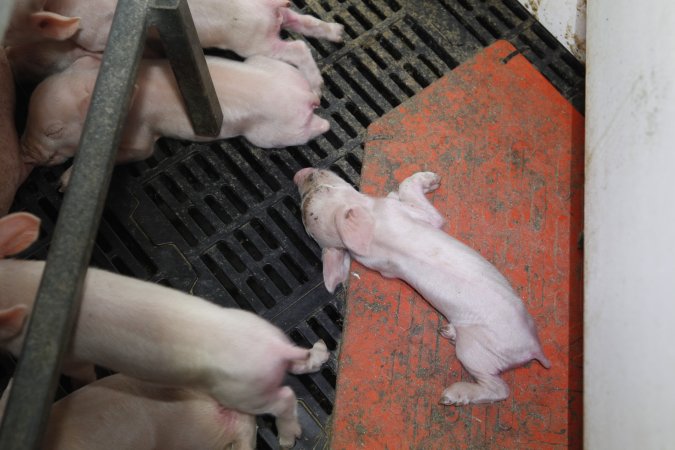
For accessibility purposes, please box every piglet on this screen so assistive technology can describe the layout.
[20,55,329,189]
[0,212,329,447]
[6,0,342,92]
[1,374,257,450]
[294,168,550,405]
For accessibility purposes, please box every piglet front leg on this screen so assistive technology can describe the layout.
[268,39,324,95]
[268,340,328,448]
[396,172,445,228]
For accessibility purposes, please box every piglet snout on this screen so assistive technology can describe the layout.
[294,167,315,186]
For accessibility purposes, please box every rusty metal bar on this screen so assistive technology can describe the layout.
[0,0,222,448]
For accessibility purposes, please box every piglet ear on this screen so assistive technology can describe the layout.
[335,205,374,256]
[0,305,28,341]
[29,12,80,41]
[77,77,98,120]
[0,213,41,258]
[322,248,350,293]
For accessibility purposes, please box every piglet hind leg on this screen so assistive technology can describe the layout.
[268,40,323,95]
[440,332,509,405]
[397,172,445,228]
[281,9,344,42]
[267,386,302,449]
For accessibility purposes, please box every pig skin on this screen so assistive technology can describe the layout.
[0,212,329,448]
[20,55,329,189]
[294,168,550,405]
[5,0,343,91]
[5,40,98,84]
[0,374,257,450]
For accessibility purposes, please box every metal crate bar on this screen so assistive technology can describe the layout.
[0,1,222,448]
[150,0,223,136]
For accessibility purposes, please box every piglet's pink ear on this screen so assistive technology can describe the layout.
[322,248,351,293]
[0,305,28,341]
[0,212,41,258]
[335,205,374,256]
[29,12,80,41]
[77,76,98,120]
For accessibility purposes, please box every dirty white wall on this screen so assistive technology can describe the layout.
[517,0,586,61]
[585,0,675,448]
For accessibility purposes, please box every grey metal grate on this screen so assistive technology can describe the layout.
[7,0,584,447]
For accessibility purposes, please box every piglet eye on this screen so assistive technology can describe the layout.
[44,123,64,139]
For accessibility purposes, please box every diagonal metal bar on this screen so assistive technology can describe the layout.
[0,0,150,448]
[150,0,223,136]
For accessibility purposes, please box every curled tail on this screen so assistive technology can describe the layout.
[536,352,552,369]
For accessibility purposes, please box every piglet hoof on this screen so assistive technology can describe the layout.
[438,323,456,344]
[307,339,329,370]
[326,23,345,42]
[412,171,441,194]
[310,81,324,98]
[278,431,300,449]
[278,420,302,449]
[439,382,477,406]
[440,379,509,406]
[289,340,329,374]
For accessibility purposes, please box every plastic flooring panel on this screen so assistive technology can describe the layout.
[331,39,583,449]
[7,1,584,448]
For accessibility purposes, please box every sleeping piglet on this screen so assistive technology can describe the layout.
[1,374,257,450]
[294,168,550,405]
[20,55,329,189]
[0,212,329,447]
[5,0,343,92]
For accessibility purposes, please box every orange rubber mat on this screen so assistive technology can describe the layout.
[330,40,583,449]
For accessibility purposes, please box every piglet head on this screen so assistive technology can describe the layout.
[294,168,375,292]
[21,57,99,166]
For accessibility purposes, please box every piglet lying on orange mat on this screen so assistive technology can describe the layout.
[294,168,550,405]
